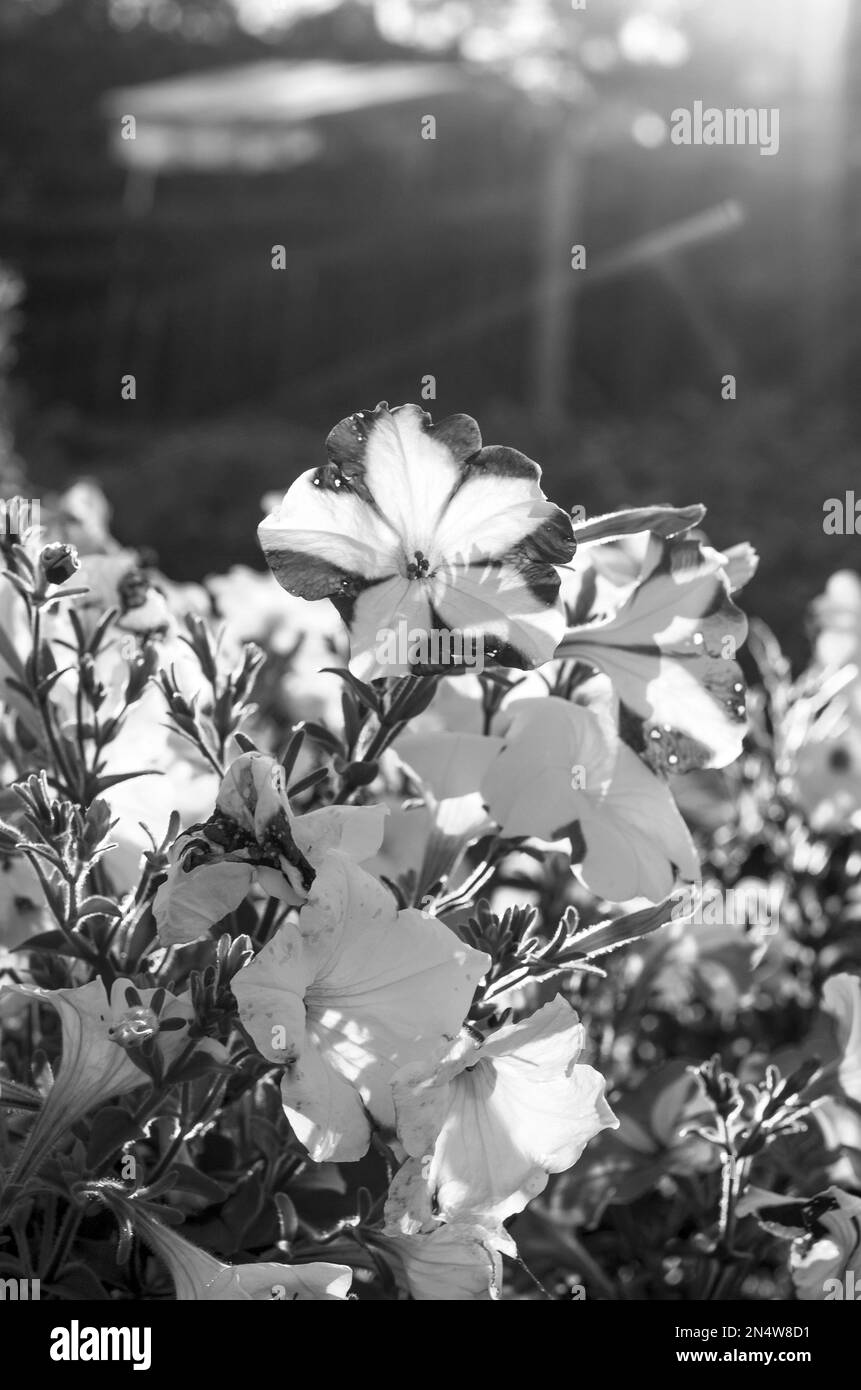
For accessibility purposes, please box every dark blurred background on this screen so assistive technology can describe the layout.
[0,0,858,661]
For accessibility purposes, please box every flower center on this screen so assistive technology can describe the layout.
[405,549,431,581]
[109,1005,160,1048]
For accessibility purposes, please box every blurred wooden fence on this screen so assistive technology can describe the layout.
[1,83,546,421]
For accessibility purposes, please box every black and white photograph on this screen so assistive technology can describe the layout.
[0,0,859,1338]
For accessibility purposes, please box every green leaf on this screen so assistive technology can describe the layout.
[320,667,382,715]
[45,1263,111,1301]
[86,1107,143,1167]
[0,1078,43,1113]
[76,895,123,923]
[572,504,706,545]
[302,721,345,757]
[563,897,677,961]
[165,1163,229,1205]
[93,769,162,792]
[15,928,94,960]
[0,621,28,685]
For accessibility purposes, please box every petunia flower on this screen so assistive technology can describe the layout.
[0,977,221,1190]
[375,1221,510,1301]
[154,750,387,945]
[258,403,575,679]
[481,695,698,902]
[376,1158,515,1299]
[789,1187,861,1300]
[390,995,617,1225]
[231,853,489,1162]
[126,1204,352,1300]
[556,524,750,770]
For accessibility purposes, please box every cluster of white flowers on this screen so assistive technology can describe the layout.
[21,403,861,1304]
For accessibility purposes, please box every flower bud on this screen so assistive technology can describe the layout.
[40,542,80,586]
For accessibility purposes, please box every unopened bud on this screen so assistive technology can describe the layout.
[40,542,80,586]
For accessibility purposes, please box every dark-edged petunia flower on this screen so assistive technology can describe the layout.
[258,403,575,679]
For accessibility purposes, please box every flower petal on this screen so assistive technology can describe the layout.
[205,1261,353,1301]
[393,996,617,1224]
[435,445,575,568]
[258,471,400,598]
[344,574,434,679]
[231,920,309,1064]
[395,731,504,803]
[481,697,616,839]
[234,852,489,1162]
[354,403,467,558]
[280,1032,375,1162]
[557,536,749,769]
[291,803,388,865]
[154,860,254,947]
[577,741,699,902]
[379,1222,504,1300]
[432,561,567,670]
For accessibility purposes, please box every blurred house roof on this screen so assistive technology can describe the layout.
[102,60,469,172]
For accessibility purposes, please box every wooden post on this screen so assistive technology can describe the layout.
[530,105,588,433]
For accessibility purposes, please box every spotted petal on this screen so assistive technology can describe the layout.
[556,535,749,770]
[482,696,697,903]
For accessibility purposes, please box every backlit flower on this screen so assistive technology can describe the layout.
[232,854,489,1162]
[556,522,750,770]
[481,695,698,902]
[258,403,575,679]
[376,1220,510,1301]
[390,995,617,1224]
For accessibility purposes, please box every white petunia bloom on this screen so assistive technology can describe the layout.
[557,522,750,771]
[481,695,698,902]
[390,995,617,1225]
[377,1222,510,1301]
[232,853,489,1162]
